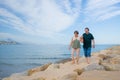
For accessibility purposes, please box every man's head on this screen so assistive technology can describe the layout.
[85,27,89,34]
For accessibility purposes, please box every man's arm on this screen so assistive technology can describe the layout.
[92,39,95,48]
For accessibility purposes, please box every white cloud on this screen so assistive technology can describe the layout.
[1,0,119,44]
[0,0,81,37]
[97,10,120,21]
[57,0,81,16]
[84,0,120,21]
[0,8,35,34]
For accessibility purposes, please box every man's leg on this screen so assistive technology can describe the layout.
[84,48,89,63]
[83,48,87,57]
[86,48,91,64]
[86,57,90,64]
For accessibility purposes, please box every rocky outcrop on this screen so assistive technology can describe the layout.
[109,56,120,64]
[84,63,104,71]
[78,70,120,80]
[56,58,71,64]
[52,64,60,69]
[33,77,46,80]
[74,68,84,75]
[2,46,120,80]
[28,63,52,76]
[60,73,78,80]
[98,46,120,71]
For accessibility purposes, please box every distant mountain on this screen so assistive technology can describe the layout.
[0,38,20,45]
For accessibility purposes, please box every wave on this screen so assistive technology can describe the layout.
[0,62,43,66]
[61,54,71,56]
[0,57,67,60]
[22,63,42,66]
[0,62,14,66]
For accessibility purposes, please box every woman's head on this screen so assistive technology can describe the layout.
[74,30,79,36]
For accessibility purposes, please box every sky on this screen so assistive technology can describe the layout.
[0,0,120,44]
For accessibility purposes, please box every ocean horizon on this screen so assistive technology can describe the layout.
[0,44,116,79]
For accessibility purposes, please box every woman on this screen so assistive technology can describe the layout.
[69,31,82,64]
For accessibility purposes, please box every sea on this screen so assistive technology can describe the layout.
[0,44,114,79]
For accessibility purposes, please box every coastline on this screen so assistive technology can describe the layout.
[2,45,120,80]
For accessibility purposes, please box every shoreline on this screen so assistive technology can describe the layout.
[2,45,120,80]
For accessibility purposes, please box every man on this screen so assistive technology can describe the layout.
[82,27,95,64]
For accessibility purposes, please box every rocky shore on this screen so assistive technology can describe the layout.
[3,46,120,80]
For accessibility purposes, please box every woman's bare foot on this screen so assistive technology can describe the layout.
[72,59,75,64]
[72,60,75,64]
[76,61,79,64]
[76,58,79,64]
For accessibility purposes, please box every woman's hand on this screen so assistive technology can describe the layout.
[68,46,71,50]
[80,36,83,43]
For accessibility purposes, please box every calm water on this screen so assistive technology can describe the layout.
[0,44,114,79]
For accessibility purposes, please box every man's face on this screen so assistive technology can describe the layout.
[85,29,89,33]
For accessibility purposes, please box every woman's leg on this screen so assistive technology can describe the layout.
[71,48,75,64]
[76,48,80,64]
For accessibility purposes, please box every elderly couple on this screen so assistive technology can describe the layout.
[69,27,95,64]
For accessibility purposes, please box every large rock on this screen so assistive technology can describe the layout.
[2,78,11,80]
[60,73,78,80]
[98,54,111,60]
[102,63,115,71]
[109,56,120,64]
[99,54,120,71]
[28,63,52,76]
[53,64,60,69]
[56,58,71,64]
[74,68,84,75]
[78,70,120,80]
[98,47,120,71]
[33,77,46,80]
[84,63,105,71]
[101,63,120,71]
[107,46,120,55]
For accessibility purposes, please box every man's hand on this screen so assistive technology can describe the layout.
[92,44,95,48]
[92,39,95,48]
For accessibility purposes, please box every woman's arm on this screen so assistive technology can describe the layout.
[80,36,83,43]
[69,38,73,50]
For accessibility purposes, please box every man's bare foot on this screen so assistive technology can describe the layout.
[87,61,90,64]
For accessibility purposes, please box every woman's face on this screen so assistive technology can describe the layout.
[74,33,78,36]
